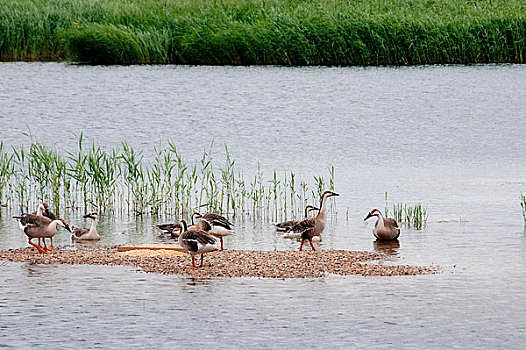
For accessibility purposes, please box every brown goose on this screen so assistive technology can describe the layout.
[191,212,234,251]
[274,205,319,232]
[71,212,100,241]
[31,202,58,248]
[178,219,219,268]
[364,209,400,241]
[285,190,339,251]
[13,213,71,253]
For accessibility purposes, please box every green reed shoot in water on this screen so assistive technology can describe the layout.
[1,136,336,222]
[521,194,526,222]
[386,193,428,230]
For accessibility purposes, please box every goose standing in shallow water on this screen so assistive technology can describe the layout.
[71,212,101,241]
[364,209,400,241]
[191,212,234,251]
[178,219,219,268]
[153,221,182,236]
[13,214,71,253]
[285,190,339,251]
[274,205,319,232]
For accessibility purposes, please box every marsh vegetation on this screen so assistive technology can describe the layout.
[0,135,335,222]
[0,0,524,65]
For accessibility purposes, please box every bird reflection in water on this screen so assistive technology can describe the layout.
[373,239,400,256]
[183,276,214,287]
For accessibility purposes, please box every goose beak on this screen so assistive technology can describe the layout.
[312,206,320,211]
[65,224,72,233]
[331,192,340,197]
[364,212,373,221]
[83,214,95,219]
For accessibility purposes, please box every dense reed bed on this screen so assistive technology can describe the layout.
[0,136,335,222]
[0,0,524,65]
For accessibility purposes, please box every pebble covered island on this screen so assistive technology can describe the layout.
[0,247,439,278]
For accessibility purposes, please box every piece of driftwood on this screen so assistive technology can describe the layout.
[117,243,185,252]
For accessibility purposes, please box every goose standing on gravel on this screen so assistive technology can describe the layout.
[13,214,71,253]
[285,190,339,251]
[191,212,234,251]
[274,205,319,232]
[364,209,400,241]
[31,202,58,247]
[178,219,219,268]
[71,212,101,241]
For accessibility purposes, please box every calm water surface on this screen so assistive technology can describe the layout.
[1,63,526,349]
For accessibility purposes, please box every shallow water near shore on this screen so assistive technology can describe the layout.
[1,63,526,348]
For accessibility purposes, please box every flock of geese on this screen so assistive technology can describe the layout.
[12,190,401,268]
[13,202,100,253]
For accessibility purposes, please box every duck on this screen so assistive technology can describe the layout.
[284,190,339,251]
[178,219,219,268]
[191,212,234,251]
[364,208,400,241]
[13,213,71,253]
[274,205,319,232]
[71,212,101,241]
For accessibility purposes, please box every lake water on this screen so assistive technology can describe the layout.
[1,62,526,349]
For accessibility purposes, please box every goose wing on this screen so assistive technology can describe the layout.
[72,226,90,238]
[288,218,316,239]
[385,218,399,228]
[15,213,51,227]
[202,213,233,230]
[179,229,218,253]
[274,219,299,231]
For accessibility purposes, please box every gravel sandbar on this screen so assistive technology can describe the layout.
[0,247,439,278]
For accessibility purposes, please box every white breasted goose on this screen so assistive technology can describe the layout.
[13,213,71,253]
[191,212,234,251]
[274,205,319,232]
[364,208,400,241]
[71,212,101,241]
[178,219,219,268]
[285,190,339,251]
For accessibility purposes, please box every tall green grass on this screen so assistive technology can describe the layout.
[0,136,336,223]
[0,0,524,65]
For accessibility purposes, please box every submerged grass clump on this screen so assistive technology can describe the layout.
[0,0,524,65]
[0,136,336,223]
[385,192,428,230]
[392,203,428,230]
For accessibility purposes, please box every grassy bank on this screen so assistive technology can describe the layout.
[0,0,524,65]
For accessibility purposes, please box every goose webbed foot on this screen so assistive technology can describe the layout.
[28,239,46,253]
